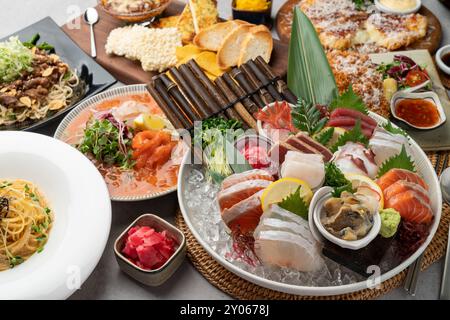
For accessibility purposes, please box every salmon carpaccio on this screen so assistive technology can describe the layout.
[218,170,274,235]
[378,169,433,224]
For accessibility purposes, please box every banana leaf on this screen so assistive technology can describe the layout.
[287,7,338,106]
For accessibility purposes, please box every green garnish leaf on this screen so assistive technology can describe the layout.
[278,187,309,220]
[382,120,409,138]
[377,145,415,177]
[37,247,44,253]
[352,0,372,10]
[291,98,328,136]
[315,127,334,146]
[329,85,369,115]
[325,163,354,197]
[9,256,24,268]
[78,119,134,169]
[330,119,368,152]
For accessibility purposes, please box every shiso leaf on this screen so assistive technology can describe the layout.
[329,85,369,115]
[278,187,309,220]
[377,145,416,178]
[287,8,338,106]
[382,120,409,138]
[315,127,334,146]
[330,119,369,152]
[291,98,328,136]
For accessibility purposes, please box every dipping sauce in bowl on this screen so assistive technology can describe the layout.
[394,98,440,128]
[442,52,450,68]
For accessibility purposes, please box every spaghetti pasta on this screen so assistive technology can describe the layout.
[0,179,53,271]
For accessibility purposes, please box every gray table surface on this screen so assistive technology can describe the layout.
[1,0,449,300]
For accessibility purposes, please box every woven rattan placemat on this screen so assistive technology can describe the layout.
[175,152,450,299]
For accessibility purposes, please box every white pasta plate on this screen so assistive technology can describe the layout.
[178,112,442,296]
[0,131,111,299]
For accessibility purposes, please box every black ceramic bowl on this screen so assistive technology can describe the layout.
[231,0,273,28]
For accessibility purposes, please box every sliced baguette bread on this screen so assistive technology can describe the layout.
[217,24,254,69]
[238,25,273,66]
[193,20,249,51]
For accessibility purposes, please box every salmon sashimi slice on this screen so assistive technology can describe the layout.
[221,169,274,191]
[377,169,428,191]
[218,179,271,211]
[383,180,430,204]
[385,190,433,224]
[223,190,264,235]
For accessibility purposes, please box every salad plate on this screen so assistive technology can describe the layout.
[178,111,442,296]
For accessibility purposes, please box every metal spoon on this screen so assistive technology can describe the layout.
[84,7,99,58]
[439,167,450,299]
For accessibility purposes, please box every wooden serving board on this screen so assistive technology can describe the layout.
[62,1,288,85]
[275,0,442,54]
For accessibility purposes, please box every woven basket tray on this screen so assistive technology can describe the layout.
[175,151,450,300]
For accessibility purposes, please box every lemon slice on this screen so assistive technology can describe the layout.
[261,177,313,212]
[134,114,166,131]
[344,173,384,210]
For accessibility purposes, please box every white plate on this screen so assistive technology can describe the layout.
[0,132,111,299]
[178,112,442,296]
[54,84,180,202]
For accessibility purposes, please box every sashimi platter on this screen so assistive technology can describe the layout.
[178,8,443,296]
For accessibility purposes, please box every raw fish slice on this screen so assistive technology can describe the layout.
[284,151,323,165]
[254,230,324,272]
[294,133,333,162]
[385,190,433,224]
[221,169,274,190]
[268,142,298,165]
[372,128,408,145]
[377,168,428,191]
[218,179,271,211]
[368,138,403,166]
[330,108,377,127]
[280,157,324,189]
[384,180,430,204]
[261,204,308,225]
[254,218,316,247]
[328,116,376,130]
[222,190,264,235]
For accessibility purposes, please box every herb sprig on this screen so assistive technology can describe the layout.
[291,98,328,136]
[278,187,309,220]
[325,163,354,197]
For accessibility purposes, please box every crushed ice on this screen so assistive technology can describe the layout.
[184,168,366,287]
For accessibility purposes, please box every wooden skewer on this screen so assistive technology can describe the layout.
[146,83,185,129]
[214,77,257,129]
[153,78,192,129]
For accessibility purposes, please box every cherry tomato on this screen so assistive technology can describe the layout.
[405,69,429,87]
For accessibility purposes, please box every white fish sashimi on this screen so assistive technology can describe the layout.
[334,142,378,178]
[280,151,325,189]
[255,230,324,272]
[369,128,411,166]
[111,101,149,122]
[254,218,316,246]
[260,204,308,225]
[369,138,402,166]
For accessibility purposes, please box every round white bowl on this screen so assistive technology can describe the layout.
[0,132,111,299]
[311,187,382,250]
[436,45,450,76]
[178,112,442,296]
[375,0,421,15]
